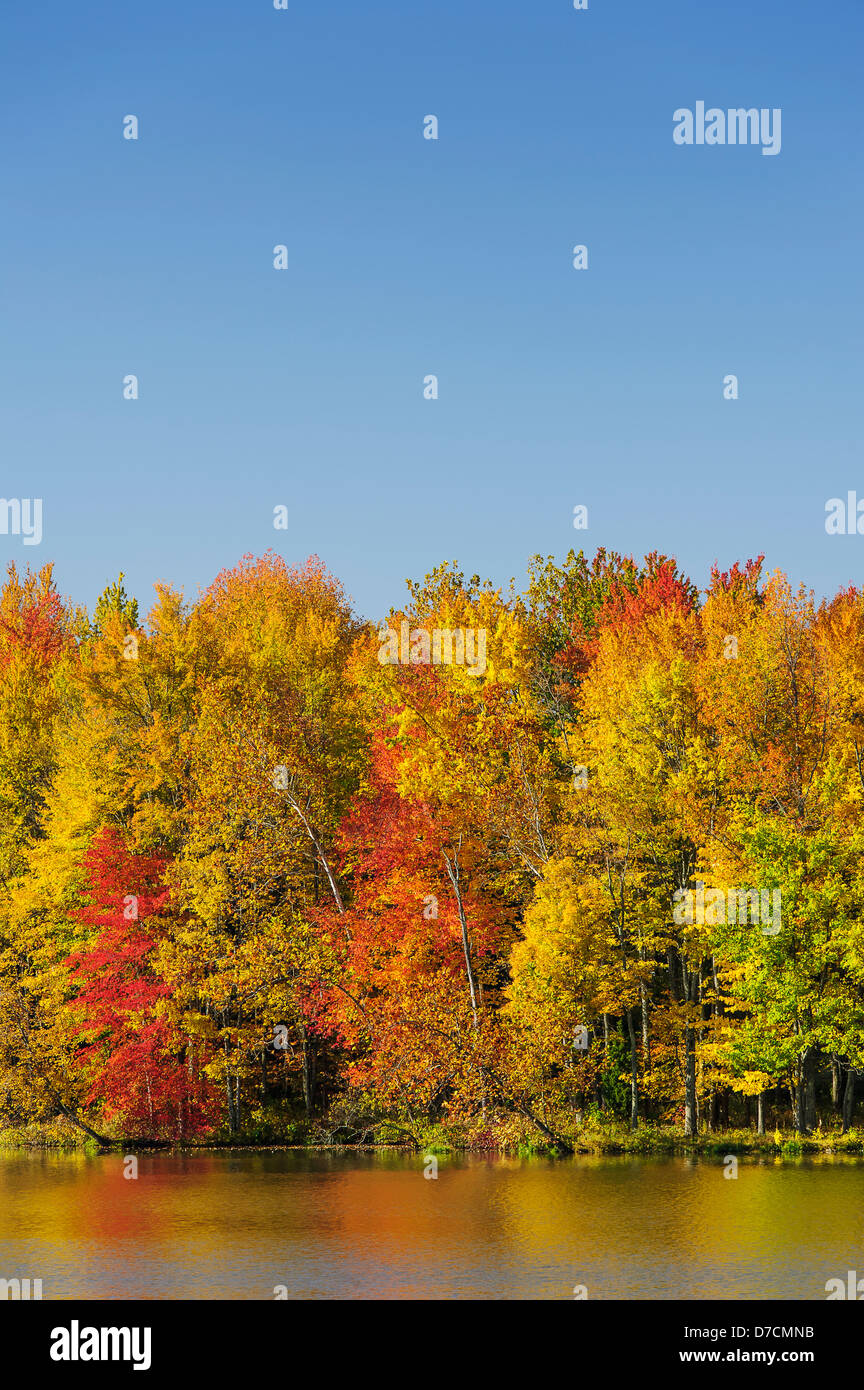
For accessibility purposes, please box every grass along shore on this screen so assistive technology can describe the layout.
[3,1115,864,1159]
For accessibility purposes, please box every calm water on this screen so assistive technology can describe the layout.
[1,1150,861,1300]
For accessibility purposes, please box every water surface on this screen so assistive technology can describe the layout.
[1,1150,860,1299]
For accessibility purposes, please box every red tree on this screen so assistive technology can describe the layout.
[68,829,218,1141]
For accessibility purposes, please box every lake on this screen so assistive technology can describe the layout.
[1,1150,861,1300]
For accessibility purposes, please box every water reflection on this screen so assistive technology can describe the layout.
[0,1151,861,1300]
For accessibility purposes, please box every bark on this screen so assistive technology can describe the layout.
[683,1024,697,1137]
[50,1095,168,1149]
[624,1006,639,1131]
[442,849,479,1030]
[794,1047,815,1134]
[757,1091,765,1136]
[638,944,650,1062]
[302,1030,318,1117]
[494,1092,574,1156]
[806,1065,817,1131]
[7,997,168,1147]
[282,787,345,915]
[681,954,700,1138]
[596,1013,610,1110]
[53,1099,116,1146]
[224,1034,237,1134]
[668,945,698,1136]
[842,1068,856,1133]
[640,979,650,1064]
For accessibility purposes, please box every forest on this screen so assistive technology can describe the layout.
[1,547,863,1154]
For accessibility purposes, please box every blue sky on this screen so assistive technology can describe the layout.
[2,0,861,622]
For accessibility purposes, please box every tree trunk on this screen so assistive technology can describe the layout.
[684,1025,697,1137]
[282,789,346,915]
[795,1047,814,1134]
[757,1090,765,1136]
[302,1032,317,1117]
[442,850,479,1031]
[683,957,699,1138]
[625,1007,639,1131]
[842,1068,856,1133]
[54,1100,116,1147]
[485,1070,574,1155]
[670,946,699,1138]
[224,1035,237,1135]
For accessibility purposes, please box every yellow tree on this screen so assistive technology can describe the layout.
[556,557,715,1133]
[168,553,367,1130]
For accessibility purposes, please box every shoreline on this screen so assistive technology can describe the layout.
[3,1124,864,1159]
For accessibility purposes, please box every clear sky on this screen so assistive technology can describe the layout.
[2,0,861,622]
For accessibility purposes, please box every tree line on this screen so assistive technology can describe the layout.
[1,547,862,1148]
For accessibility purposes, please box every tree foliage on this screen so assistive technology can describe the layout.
[1,549,862,1146]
